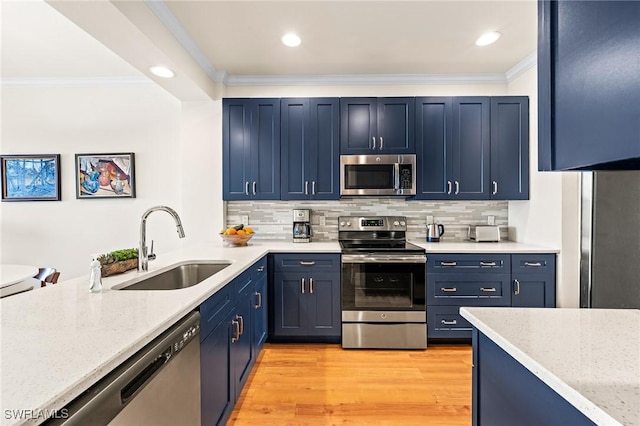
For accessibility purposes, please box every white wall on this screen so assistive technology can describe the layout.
[0,84,184,279]
[507,67,581,307]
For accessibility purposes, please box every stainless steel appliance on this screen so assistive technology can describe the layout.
[467,225,501,242]
[581,171,640,308]
[49,312,201,426]
[426,222,445,242]
[292,209,312,243]
[340,216,427,349]
[340,154,416,196]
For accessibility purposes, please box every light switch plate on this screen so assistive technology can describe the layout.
[241,215,249,225]
[487,215,495,225]
[426,215,434,225]
[319,216,326,226]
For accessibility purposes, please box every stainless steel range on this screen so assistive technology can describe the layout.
[339,216,427,349]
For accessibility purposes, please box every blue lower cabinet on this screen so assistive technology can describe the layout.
[253,275,268,351]
[472,330,595,425]
[428,306,473,339]
[231,293,254,401]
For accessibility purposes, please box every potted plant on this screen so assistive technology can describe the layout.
[97,248,138,277]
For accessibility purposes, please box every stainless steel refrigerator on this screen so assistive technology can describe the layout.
[581,171,640,308]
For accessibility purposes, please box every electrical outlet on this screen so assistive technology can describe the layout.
[319,216,326,226]
[426,215,434,225]
[488,215,495,225]
[241,215,249,225]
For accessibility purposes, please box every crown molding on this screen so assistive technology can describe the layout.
[506,51,537,83]
[144,0,221,82]
[0,77,153,88]
[225,73,508,87]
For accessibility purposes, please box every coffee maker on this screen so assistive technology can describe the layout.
[292,209,312,243]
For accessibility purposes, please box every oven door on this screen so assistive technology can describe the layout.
[341,254,426,313]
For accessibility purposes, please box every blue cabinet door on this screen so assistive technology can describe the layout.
[511,254,556,308]
[281,98,339,200]
[253,275,268,349]
[377,97,415,154]
[340,98,377,154]
[231,294,254,401]
[200,318,232,426]
[272,271,306,336]
[538,1,640,171]
[223,98,280,200]
[415,97,453,199]
[490,97,529,200]
[309,98,340,199]
[451,97,490,199]
[306,272,341,337]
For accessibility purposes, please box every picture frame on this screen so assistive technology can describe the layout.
[75,153,136,199]
[1,154,61,201]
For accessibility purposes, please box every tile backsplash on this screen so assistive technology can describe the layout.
[226,199,508,242]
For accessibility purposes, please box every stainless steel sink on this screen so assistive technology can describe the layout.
[114,262,231,291]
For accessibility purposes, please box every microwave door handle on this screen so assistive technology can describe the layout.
[393,163,399,190]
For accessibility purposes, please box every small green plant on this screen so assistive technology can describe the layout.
[97,248,138,265]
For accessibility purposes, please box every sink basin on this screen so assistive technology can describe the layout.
[114,262,231,291]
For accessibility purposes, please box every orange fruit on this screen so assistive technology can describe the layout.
[227,228,237,235]
[237,230,246,235]
[244,227,253,234]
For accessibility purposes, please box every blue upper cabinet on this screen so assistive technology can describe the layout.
[223,98,280,200]
[490,97,529,200]
[281,98,340,200]
[538,1,640,171]
[340,97,415,154]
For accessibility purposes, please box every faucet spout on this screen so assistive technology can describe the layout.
[139,205,186,271]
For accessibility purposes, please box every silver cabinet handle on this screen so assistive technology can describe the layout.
[245,181,249,196]
[441,287,457,292]
[480,287,497,293]
[309,277,314,294]
[524,262,542,267]
[447,181,452,194]
[441,319,457,325]
[257,266,264,272]
[492,180,498,195]
[301,278,305,294]
[237,314,244,336]
[231,319,240,343]
[252,181,257,195]
[514,279,521,296]
[372,137,376,150]
[305,181,309,195]
[379,137,384,150]
[299,261,316,266]
[254,291,262,309]
[480,262,497,267]
[312,181,316,195]
[441,261,457,267]
[455,181,460,195]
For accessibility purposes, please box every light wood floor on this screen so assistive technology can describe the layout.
[229,343,472,425]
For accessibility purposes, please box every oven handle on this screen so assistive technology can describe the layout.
[342,254,426,264]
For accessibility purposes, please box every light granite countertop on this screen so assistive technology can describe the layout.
[0,239,557,425]
[460,307,640,426]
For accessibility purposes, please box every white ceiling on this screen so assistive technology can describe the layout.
[1,0,538,99]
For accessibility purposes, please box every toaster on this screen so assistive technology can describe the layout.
[468,225,501,242]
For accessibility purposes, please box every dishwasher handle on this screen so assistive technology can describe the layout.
[120,346,172,404]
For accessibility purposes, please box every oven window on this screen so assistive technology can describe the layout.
[344,164,394,189]
[342,262,425,311]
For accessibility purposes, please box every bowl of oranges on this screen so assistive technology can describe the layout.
[220,224,255,246]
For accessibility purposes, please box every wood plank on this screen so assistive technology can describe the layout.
[229,343,471,425]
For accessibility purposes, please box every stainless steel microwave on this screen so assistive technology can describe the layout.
[340,154,416,196]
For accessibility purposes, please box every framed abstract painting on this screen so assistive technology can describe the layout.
[75,153,136,199]
[1,154,61,201]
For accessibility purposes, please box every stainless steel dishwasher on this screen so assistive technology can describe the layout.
[47,311,201,426]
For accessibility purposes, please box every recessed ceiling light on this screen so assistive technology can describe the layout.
[475,31,501,46]
[281,33,301,47]
[149,65,175,78]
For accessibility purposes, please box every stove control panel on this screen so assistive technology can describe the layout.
[338,216,407,231]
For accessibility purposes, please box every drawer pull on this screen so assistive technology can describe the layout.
[299,261,316,266]
[441,319,458,325]
[257,266,265,272]
[255,291,262,309]
[514,279,521,296]
[480,287,497,293]
[440,262,457,267]
[524,262,542,267]
[441,287,457,292]
[480,261,497,267]
[231,319,240,343]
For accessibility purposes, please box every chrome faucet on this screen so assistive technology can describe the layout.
[139,205,185,271]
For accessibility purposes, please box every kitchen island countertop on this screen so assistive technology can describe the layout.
[460,307,640,426]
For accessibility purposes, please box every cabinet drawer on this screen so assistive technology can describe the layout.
[272,253,340,272]
[512,254,556,274]
[427,254,510,273]
[200,285,233,341]
[428,273,511,306]
[428,306,473,339]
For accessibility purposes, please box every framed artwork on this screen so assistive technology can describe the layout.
[75,153,136,199]
[1,154,61,201]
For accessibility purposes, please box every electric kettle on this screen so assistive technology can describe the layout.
[427,222,445,242]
